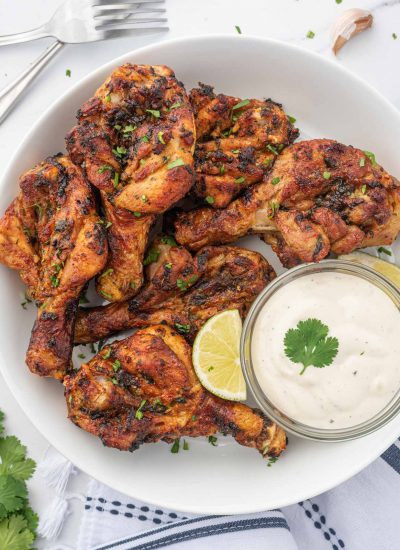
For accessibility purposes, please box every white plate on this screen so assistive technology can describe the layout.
[1,35,399,515]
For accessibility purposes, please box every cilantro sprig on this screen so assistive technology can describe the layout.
[0,410,38,549]
[284,318,339,375]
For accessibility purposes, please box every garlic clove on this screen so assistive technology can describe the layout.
[331,9,373,55]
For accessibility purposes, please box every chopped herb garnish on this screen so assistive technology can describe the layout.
[111,378,118,385]
[113,172,120,188]
[364,150,377,166]
[105,221,112,229]
[133,212,141,217]
[263,157,272,166]
[167,158,185,169]
[335,0,342,3]
[20,293,32,310]
[219,164,226,175]
[157,131,166,144]
[284,318,339,375]
[393,33,398,40]
[161,235,177,246]
[50,274,60,288]
[205,196,215,204]
[208,435,218,446]
[267,456,278,467]
[100,290,113,301]
[99,268,114,279]
[123,124,135,134]
[191,415,196,422]
[140,159,146,166]
[34,203,43,219]
[143,247,160,266]
[208,366,214,372]
[231,149,240,154]
[90,343,96,354]
[235,25,242,34]
[135,399,146,420]
[288,115,297,124]
[271,176,281,185]
[378,246,392,256]
[112,146,127,158]
[105,94,111,102]
[146,109,160,118]
[359,157,366,167]
[169,102,181,110]
[78,353,85,359]
[307,30,315,39]
[66,69,71,77]
[114,124,122,131]
[112,359,121,372]
[323,171,331,180]
[141,135,150,143]
[232,99,250,111]
[235,176,245,184]
[267,144,278,155]
[177,276,198,291]
[141,194,148,203]
[174,323,191,334]
[269,201,280,218]
[130,281,136,289]
[183,440,189,451]
[98,164,113,174]
[361,184,367,194]
[165,262,172,270]
[171,439,180,453]
[103,348,112,360]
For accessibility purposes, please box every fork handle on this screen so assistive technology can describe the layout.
[0,24,48,46]
[0,41,63,124]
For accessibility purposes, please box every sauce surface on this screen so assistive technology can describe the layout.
[251,272,400,429]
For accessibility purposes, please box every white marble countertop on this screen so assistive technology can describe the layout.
[0,0,399,547]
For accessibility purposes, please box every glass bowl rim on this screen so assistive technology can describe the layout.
[240,258,400,442]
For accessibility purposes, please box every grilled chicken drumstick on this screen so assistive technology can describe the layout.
[0,155,108,378]
[66,64,195,302]
[190,83,298,208]
[174,139,400,267]
[65,324,286,458]
[74,245,275,344]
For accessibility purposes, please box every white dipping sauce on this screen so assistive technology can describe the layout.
[251,272,400,429]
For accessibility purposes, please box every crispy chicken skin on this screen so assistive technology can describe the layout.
[74,245,275,344]
[0,155,108,378]
[190,83,298,208]
[65,325,286,457]
[96,194,155,302]
[174,139,400,266]
[66,64,195,213]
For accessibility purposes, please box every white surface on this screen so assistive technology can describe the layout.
[0,0,399,547]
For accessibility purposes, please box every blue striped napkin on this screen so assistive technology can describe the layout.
[75,437,400,550]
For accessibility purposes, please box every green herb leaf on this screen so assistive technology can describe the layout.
[364,150,377,166]
[169,102,181,110]
[174,323,191,334]
[78,353,85,359]
[268,201,279,218]
[0,514,34,549]
[100,290,113,301]
[183,440,189,451]
[361,184,367,194]
[378,246,392,256]
[393,32,398,40]
[157,131,166,144]
[143,247,160,266]
[112,146,127,158]
[105,94,111,103]
[288,115,297,124]
[307,30,315,39]
[235,176,245,184]
[205,196,215,204]
[161,235,177,246]
[99,268,114,279]
[170,439,180,453]
[98,164,113,174]
[113,172,120,188]
[146,109,160,118]
[135,400,146,420]
[141,135,150,143]
[208,435,218,446]
[235,25,242,34]
[167,158,185,170]
[112,359,121,372]
[132,212,141,217]
[359,157,366,167]
[232,99,250,111]
[219,164,225,175]
[267,456,278,467]
[66,69,71,77]
[266,144,278,155]
[165,263,172,270]
[284,318,339,375]
[123,124,136,134]
[271,177,280,185]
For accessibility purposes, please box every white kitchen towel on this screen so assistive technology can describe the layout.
[72,436,400,550]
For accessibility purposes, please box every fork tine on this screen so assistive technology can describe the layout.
[94,7,166,13]
[95,10,166,22]
[92,0,164,6]
[101,26,168,39]
[97,18,168,28]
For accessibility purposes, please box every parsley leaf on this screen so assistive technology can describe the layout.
[284,318,339,375]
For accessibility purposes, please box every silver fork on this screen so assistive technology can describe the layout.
[0,0,168,123]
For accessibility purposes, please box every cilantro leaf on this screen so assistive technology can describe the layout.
[0,514,34,550]
[0,477,27,514]
[0,411,4,437]
[284,318,339,375]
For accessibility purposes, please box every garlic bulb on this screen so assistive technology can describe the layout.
[331,9,373,55]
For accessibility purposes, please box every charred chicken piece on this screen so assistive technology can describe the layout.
[96,194,155,302]
[0,155,108,379]
[65,324,286,458]
[74,245,275,344]
[190,83,298,208]
[174,139,400,267]
[66,64,195,214]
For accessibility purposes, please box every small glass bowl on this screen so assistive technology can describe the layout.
[240,259,400,442]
